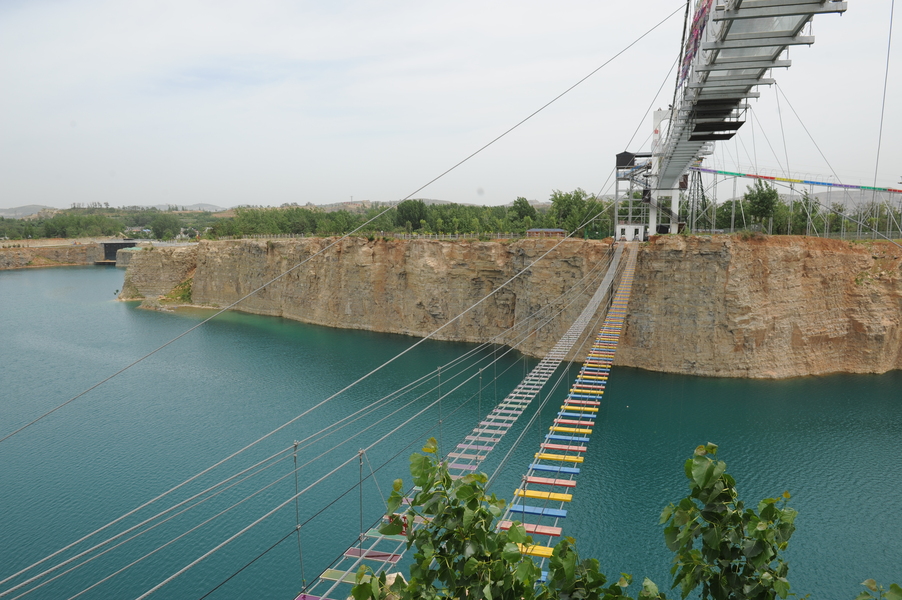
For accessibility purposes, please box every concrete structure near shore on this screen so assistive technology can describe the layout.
[97,240,137,265]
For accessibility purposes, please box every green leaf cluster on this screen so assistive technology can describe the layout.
[660,443,797,600]
[352,438,662,600]
[856,580,902,600]
[351,442,897,600]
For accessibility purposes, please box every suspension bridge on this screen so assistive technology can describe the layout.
[8,1,901,598]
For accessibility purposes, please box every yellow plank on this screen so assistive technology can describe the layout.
[515,489,573,502]
[561,405,598,413]
[518,543,554,558]
[550,426,593,434]
[535,453,584,463]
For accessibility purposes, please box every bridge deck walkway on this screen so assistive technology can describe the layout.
[297,243,637,600]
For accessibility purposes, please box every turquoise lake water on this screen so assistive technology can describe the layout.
[1,266,899,599]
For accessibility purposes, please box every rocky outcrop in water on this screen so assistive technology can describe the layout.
[119,235,902,378]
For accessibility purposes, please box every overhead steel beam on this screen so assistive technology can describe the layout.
[692,91,761,100]
[714,2,847,20]
[690,133,739,141]
[692,121,744,132]
[689,77,775,87]
[695,59,791,70]
[703,34,814,50]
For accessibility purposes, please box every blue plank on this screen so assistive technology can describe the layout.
[546,434,591,443]
[558,411,596,419]
[508,504,568,518]
[530,463,580,475]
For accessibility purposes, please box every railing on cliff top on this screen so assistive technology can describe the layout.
[214,232,558,241]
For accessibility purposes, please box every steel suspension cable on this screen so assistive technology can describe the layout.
[871,0,895,204]
[1,3,682,448]
[4,241,615,597]
[6,9,658,591]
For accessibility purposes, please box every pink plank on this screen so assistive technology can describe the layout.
[344,547,402,564]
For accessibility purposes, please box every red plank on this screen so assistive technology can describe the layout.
[498,520,562,537]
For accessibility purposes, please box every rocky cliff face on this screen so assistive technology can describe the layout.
[119,235,902,378]
[0,244,102,269]
[120,245,198,300]
[617,235,902,377]
[121,238,611,360]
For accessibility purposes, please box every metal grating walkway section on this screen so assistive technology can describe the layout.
[656,0,847,190]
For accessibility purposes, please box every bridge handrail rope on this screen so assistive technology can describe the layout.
[300,244,631,600]
[498,243,637,567]
[8,268,616,597]
[5,3,674,590]
[690,166,902,195]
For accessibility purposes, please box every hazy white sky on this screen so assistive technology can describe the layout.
[1,1,898,210]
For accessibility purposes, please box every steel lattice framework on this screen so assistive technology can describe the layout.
[651,0,847,232]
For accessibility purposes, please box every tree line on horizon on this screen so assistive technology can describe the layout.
[2,183,898,242]
[207,190,612,239]
[0,206,218,241]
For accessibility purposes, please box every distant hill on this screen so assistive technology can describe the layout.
[0,205,56,218]
[151,203,226,212]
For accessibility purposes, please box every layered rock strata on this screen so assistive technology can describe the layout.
[120,238,611,360]
[617,235,902,377]
[0,244,101,269]
[119,236,902,378]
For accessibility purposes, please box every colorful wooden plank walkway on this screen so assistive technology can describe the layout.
[499,243,637,563]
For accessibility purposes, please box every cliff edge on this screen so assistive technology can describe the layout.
[120,238,610,360]
[617,235,902,377]
[119,235,902,378]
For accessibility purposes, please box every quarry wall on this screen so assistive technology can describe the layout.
[118,236,902,378]
[0,244,102,269]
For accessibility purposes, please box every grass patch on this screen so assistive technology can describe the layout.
[161,278,192,304]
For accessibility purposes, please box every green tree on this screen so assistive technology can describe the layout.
[550,189,590,232]
[744,180,779,227]
[352,442,889,600]
[352,438,659,600]
[150,213,182,240]
[396,200,427,229]
[511,197,537,222]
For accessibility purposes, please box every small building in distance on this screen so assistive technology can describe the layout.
[526,228,566,238]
